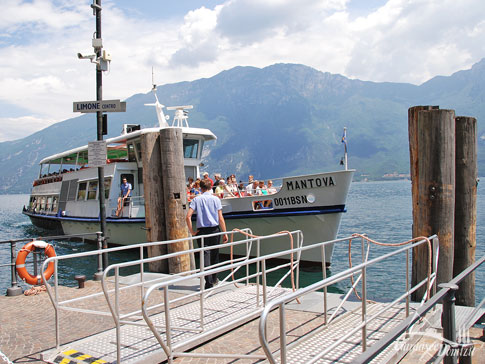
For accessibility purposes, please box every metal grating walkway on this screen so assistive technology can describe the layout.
[279,303,414,364]
[42,284,291,364]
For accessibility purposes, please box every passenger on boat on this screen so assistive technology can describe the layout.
[267,180,277,194]
[213,173,222,188]
[191,181,201,196]
[246,180,258,196]
[186,180,228,289]
[187,176,194,189]
[256,180,268,195]
[116,178,132,217]
[238,181,246,196]
[203,172,213,189]
[246,175,254,187]
[227,175,239,197]
[214,179,233,198]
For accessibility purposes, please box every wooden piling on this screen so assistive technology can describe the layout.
[410,108,455,300]
[141,132,168,273]
[159,128,192,273]
[454,116,477,306]
[408,106,439,238]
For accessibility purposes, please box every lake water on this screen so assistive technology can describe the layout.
[0,180,483,302]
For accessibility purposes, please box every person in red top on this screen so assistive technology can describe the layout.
[202,172,214,189]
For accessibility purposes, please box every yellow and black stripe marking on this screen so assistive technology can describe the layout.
[53,349,108,364]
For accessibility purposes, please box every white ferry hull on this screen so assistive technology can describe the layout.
[25,169,353,264]
[55,209,341,263]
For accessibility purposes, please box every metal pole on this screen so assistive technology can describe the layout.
[93,0,107,250]
[7,241,22,296]
[440,283,459,364]
[93,231,104,280]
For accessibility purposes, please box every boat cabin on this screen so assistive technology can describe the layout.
[27,124,216,219]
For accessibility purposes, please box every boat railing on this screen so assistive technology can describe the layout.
[0,232,102,296]
[107,195,145,218]
[258,234,440,364]
[40,228,302,355]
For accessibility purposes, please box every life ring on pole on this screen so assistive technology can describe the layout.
[16,241,56,285]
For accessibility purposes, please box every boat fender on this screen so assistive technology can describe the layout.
[15,241,56,286]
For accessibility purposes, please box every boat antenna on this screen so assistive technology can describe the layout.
[340,127,348,170]
[144,67,169,128]
[166,105,193,127]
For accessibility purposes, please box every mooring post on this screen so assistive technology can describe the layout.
[409,108,456,300]
[6,241,22,296]
[141,132,168,273]
[160,128,192,273]
[408,106,439,301]
[454,116,477,307]
[93,231,104,280]
[440,283,459,364]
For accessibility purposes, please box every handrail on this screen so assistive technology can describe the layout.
[39,228,261,351]
[1,232,101,296]
[352,254,485,364]
[258,235,439,364]
[140,230,305,364]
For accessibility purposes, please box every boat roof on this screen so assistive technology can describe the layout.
[39,126,216,165]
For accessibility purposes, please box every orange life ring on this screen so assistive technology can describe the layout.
[16,241,56,285]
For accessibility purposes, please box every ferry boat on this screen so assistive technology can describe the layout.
[22,90,354,264]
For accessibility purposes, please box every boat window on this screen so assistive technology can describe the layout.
[40,196,47,210]
[87,181,98,200]
[183,139,199,159]
[35,198,41,212]
[77,182,87,200]
[52,196,58,213]
[29,196,35,210]
[46,196,52,211]
[135,142,142,162]
[127,143,136,162]
[252,200,274,211]
[104,178,111,199]
[78,150,89,166]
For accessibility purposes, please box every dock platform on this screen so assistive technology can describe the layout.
[1,277,483,364]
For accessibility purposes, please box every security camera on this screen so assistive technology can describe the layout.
[77,52,96,61]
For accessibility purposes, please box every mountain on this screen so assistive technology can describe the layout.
[1,60,484,194]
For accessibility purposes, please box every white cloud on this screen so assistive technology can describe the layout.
[0,0,484,142]
[0,116,53,142]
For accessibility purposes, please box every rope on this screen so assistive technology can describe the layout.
[228,228,300,303]
[347,233,433,301]
[24,285,47,296]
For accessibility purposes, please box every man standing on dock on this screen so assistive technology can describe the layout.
[186,180,228,289]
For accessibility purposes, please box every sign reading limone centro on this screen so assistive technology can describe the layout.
[88,141,107,167]
[73,99,126,113]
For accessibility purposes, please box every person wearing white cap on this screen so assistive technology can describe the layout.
[202,172,213,189]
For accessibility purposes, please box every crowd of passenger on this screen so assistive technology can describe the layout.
[187,173,278,199]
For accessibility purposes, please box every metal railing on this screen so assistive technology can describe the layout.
[41,228,303,359]
[258,235,440,364]
[108,195,145,218]
[140,230,304,364]
[352,254,485,364]
[0,232,103,296]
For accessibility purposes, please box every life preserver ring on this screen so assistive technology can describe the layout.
[16,241,56,285]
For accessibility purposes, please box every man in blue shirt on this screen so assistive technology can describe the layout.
[186,180,228,289]
[116,178,132,217]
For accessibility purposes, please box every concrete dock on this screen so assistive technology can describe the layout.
[1,277,483,363]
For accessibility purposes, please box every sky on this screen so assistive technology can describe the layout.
[0,0,484,142]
